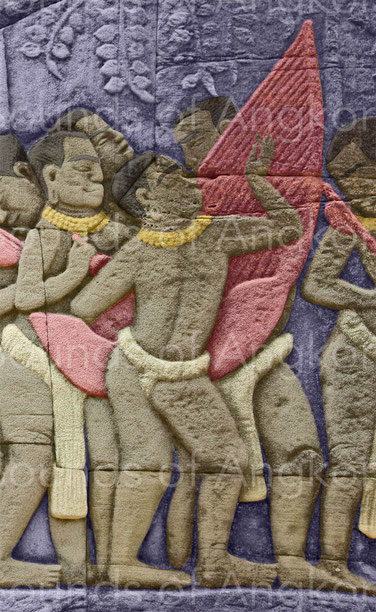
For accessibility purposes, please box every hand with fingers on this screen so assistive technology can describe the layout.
[246,134,276,176]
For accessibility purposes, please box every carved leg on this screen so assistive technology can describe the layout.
[196,474,277,587]
[152,375,277,588]
[106,347,192,588]
[166,446,199,568]
[85,396,119,583]
[89,470,117,581]
[109,470,192,588]
[0,444,61,587]
[270,475,324,588]
[0,355,60,587]
[313,329,376,594]
[253,361,326,587]
[49,515,87,585]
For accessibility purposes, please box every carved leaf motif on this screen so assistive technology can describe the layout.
[233,27,254,45]
[25,25,48,43]
[196,2,215,17]
[182,72,199,89]
[100,8,118,22]
[69,13,85,32]
[95,25,118,43]
[129,25,148,42]
[21,42,44,58]
[104,77,125,94]
[125,7,148,25]
[46,57,63,80]
[51,43,71,60]
[128,42,144,60]
[59,26,74,45]
[129,82,154,104]
[96,44,118,60]
[170,29,192,44]
[40,10,56,27]
[132,75,151,90]
[100,59,119,77]
[168,11,189,27]
[201,70,217,95]
[131,60,149,75]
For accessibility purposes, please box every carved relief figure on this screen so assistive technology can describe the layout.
[170,97,326,590]
[0,134,45,333]
[302,118,376,594]
[0,130,132,585]
[50,110,135,226]
[0,134,62,587]
[72,141,303,588]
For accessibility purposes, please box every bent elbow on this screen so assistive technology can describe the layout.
[275,209,303,246]
[71,295,95,324]
[301,277,320,303]
[15,298,40,312]
[282,217,303,245]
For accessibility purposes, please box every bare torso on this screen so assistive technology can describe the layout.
[14,218,132,344]
[130,232,229,360]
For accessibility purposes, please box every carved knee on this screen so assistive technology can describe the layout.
[278,448,325,479]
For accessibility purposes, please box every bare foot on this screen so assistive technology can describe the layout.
[109,562,192,589]
[278,556,376,595]
[0,559,61,588]
[87,563,109,586]
[196,553,277,588]
[317,560,376,595]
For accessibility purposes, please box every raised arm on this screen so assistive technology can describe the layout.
[302,226,376,310]
[71,243,136,323]
[15,230,95,311]
[212,135,303,257]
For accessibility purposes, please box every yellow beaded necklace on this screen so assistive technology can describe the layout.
[41,206,110,236]
[137,215,212,248]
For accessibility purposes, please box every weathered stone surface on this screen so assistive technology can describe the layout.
[1,0,376,608]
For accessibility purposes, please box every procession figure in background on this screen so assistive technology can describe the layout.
[50,109,136,227]
[0,134,62,588]
[169,97,326,589]
[49,111,140,583]
[0,134,45,332]
[0,128,135,585]
[303,118,376,593]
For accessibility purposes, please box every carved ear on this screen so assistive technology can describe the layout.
[13,161,34,181]
[43,164,59,204]
[135,187,151,208]
[43,164,58,183]
[219,119,232,134]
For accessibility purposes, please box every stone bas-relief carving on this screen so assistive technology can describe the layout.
[1,17,376,601]
[169,97,326,590]
[302,118,376,591]
[73,134,303,588]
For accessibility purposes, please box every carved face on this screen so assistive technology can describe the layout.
[138,155,202,220]
[328,142,376,217]
[44,138,104,211]
[173,110,225,172]
[75,115,134,179]
[0,164,44,229]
